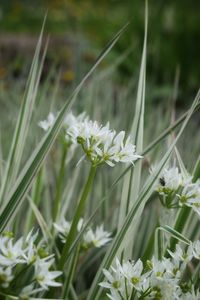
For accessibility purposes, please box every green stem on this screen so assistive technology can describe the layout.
[166,206,191,256]
[53,145,68,222]
[24,168,43,233]
[155,224,163,260]
[62,243,80,298]
[59,165,96,269]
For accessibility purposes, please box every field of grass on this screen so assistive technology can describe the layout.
[0,5,200,300]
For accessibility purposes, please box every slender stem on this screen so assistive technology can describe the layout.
[53,145,68,222]
[62,243,80,298]
[166,206,191,256]
[24,168,43,233]
[59,165,96,269]
[155,224,163,260]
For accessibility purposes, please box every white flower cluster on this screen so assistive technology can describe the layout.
[156,166,200,216]
[68,119,141,167]
[100,241,200,300]
[157,166,183,194]
[0,231,62,297]
[38,112,141,167]
[38,112,55,131]
[38,111,87,145]
[54,218,112,250]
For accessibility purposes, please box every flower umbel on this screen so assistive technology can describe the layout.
[68,119,141,167]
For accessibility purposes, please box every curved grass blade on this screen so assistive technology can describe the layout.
[156,225,190,245]
[112,98,200,187]
[0,23,128,233]
[167,144,200,253]
[62,96,200,265]
[0,25,47,204]
[155,225,190,260]
[87,90,200,300]
[118,0,147,258]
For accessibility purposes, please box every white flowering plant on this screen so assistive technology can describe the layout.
[0,3,200,300]
[0,231,62,298]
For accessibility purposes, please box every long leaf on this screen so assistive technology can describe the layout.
[0,24,47,204]
[0,23,128,232]
[112,99,200,187]
[121,0,147,258]
[87,90,200,300]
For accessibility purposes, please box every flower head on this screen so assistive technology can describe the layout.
[157,166,183,195]
[38,112,55,131]
[68,119,141,167]
[83,225,112,248]
[54,218,111,250]
[177,180,200,216]
[190,240,200,260]
[0,231,62,294]
[0,235,26,266]
[34,257,62,290]
[99,258,126,294]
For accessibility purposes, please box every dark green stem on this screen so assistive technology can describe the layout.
[166,206,191,256]
[59,165,96,269]
[53,145,68,222]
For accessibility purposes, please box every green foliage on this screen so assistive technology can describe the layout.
[0,6,199,299]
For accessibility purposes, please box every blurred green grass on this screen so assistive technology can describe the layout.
[0,0,199,106]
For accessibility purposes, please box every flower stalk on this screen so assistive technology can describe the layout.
[59,165,97,269]
[53,145,68,223]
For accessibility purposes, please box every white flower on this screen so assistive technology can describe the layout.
[23,230,38,264]
[190,240,200,260]
[167,244,193,265]
[157,166,183,194]
[38,111,87,140]
[35,258,62,290]
[151,280,182,300]
[55,218,83,236]
[183,287,200,300]
[64,111,87,129]
[0,236,26,266]
[19,283,43,299]
[38,112,55,131]
[68,119,141,167]
[54,218,84,243]
[54,219,71,237]
[148,257,170,283]
[178,180,200,216]
[54,218,111,249]
[99,258,126,294]
[0,266,13,288]
[107,289,125,300]
[83,225,112,248]
[119,259,145,291]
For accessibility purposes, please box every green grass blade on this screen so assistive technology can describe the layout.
[121,0,147,258]
[0,23,128,232]
[0,26,47,204]
[175,147,189,179]
[156,225,190,245]
[167,143,200,253]
[28,196,52,242]
[87,90,199,300]
[118,0,147,224]
[112,98,200,187]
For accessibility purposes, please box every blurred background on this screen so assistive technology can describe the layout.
[0,0,199,102]
[0,0,199,167]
